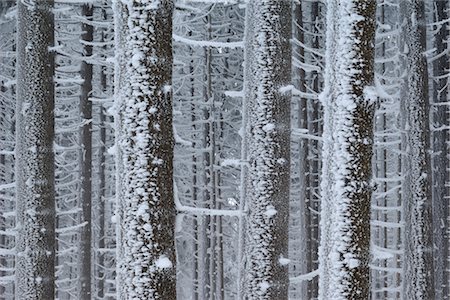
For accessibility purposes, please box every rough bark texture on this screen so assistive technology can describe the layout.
[401,1,435,299]
[15,1,55,299]
[242,1,292,299]
[318,1,376,299]
[432,1,449,298]
[114,0,176,299]
[79,4,93,299]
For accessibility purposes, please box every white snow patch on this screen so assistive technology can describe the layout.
[149,106,157,114]
[221,159,241,167]
[259,281,270,293]
[155,255,172,269]
[264,205,277,217]
[279,256,290,266]
[363,86,378,105]
[262,123,275,132]
[107,144,116,156]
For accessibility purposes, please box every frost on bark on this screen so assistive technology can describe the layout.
[78,4,93,299]
[431,0,449,298]
[318,1,376,299]
[114,0,176,299]
[242,1,292,299]
[400,1,435,299]
[15,0,56,299]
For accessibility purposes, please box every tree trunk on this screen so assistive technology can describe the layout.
[15,1,55,299]
[318,0,376,299]
[78,3,93,299]
[432,1,449,298]
[243,1,292,298]
[400,1,435,299]
[114,0,176,299]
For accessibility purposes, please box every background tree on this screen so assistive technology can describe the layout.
[400,1,435,299]
[431,0,449,298]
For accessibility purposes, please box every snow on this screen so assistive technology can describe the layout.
[318,1,376,299]
[278,256,290,266]
[263,205,277,217]
[154,255,172,269]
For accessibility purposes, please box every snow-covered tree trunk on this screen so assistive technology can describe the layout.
[242,1,292,299]
[79,3,93,299]
[431,1,449,298]
[318,0,376,299]
[400,1,435,299]
[15,0,56,299]
[114,0,176,299]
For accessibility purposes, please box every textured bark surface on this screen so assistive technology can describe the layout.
[401,1,435,299]
[114,1,176,299]
[242,1,292,299]
[15,1,55,299]
[318,1,376,299]
[432,1,449,298]
[78,4,93,300]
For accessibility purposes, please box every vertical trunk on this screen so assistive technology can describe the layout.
[15,1,55,299]
[318,0,376,299]
[401,1,435,299]
[96,7,109,297]
[243,1,292,299]
[97,103,106,299]
[432,1,449,298]
[79,4,93,299]
[308,3,322,298]
[292,1,310,298]
[114,1,176,298]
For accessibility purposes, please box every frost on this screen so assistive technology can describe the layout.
[264,205,277,217]
[155,255,172,269]
[278,256,290,266]
[107,144,116,155]
[148,106,157,114]
[262,123,275,132]
[259,281,270,293]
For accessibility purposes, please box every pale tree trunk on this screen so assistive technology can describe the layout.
[15,0,55,299]
[242,1,292,299]
[79,3,93,299]
[318,0,376,299]
[114,0,176,299]
[432,0,449,298]
[400,1,435,299]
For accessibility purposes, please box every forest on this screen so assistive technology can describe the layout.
[0,0,448,299]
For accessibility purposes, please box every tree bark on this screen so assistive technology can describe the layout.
[432,1,449,298]
[114,1,176,299]
[15,0,55,299]
[243,1,292,299]
[78,3,93,299]
[318,0,376,299]
[400,1,435,299]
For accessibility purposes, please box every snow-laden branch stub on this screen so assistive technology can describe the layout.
[363,85,378,106]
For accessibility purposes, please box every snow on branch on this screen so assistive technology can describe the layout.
[173,34,243,49]
[279,84,318,100]
[174,181,241,217]
[289,269,319,283]
[56,221,88,235]
[0,182,15,191]
[291,128,322,141]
